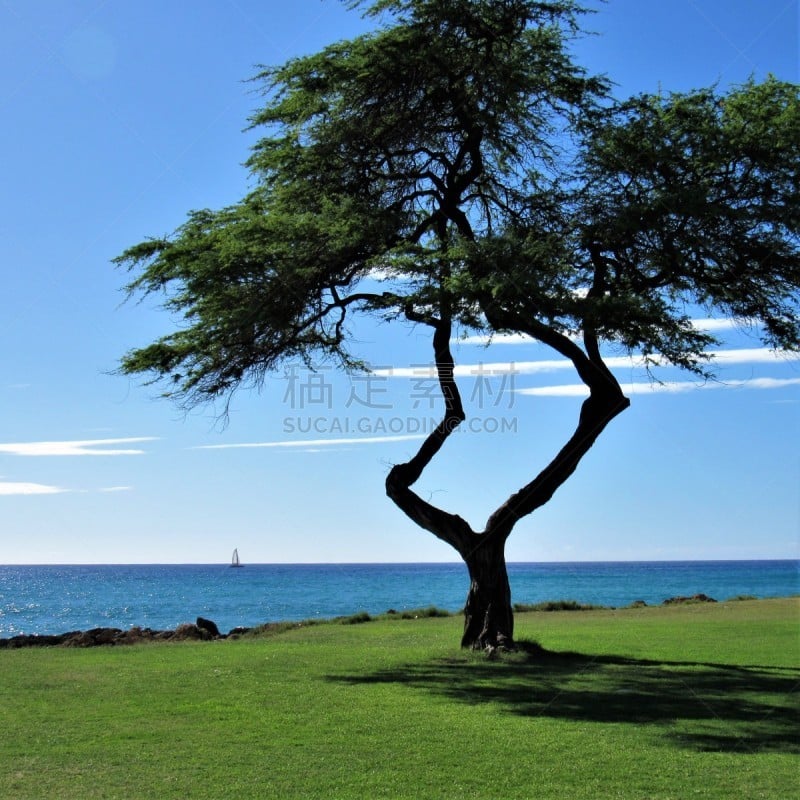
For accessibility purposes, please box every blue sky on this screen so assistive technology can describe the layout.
[0,0,798,565]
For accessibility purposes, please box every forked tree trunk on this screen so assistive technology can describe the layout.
[384,308,630,652]
[461,538,514,650]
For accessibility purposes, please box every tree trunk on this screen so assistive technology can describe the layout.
[461,538,514,650]
[383,305,629,652]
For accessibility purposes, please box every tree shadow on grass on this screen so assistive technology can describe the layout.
[329,642,800,754]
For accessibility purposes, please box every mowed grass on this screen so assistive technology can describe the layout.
[1,598,797,799]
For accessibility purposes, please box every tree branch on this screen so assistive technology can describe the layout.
[385,312,476,556]
[479,298,630,541]
[484,388,629,540]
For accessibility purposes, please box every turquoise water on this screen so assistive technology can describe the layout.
[0,561,797,637]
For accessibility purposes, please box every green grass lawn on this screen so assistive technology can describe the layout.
[1,598,797,799]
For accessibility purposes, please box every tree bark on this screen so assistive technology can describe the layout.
[461,537,514,650]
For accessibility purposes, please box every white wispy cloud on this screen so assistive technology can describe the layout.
[518,377,800,398]
[454,317,757,346]
[195,434,427,451]
[375,348,798,378]
[0,437,158,457]
[0,481,68,496]
[691,317,758,332]
[374,359,567,377]
[707,348,799,365]
[0,481,136,496]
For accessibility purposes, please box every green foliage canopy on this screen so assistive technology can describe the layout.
[117,1,799,409]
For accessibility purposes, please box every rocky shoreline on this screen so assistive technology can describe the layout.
[0,594,724,649]
[0,616,249,649]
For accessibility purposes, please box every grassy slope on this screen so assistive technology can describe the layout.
[0,599,797,800]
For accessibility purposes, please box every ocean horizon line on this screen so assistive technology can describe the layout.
[2,558,797,568]
[3,560,796,637]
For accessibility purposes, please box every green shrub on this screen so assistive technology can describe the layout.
[513,600,607,612]
[339,612,372,625]
[385,606,453,620]
[415,606,452,618]
[244,619,321,637]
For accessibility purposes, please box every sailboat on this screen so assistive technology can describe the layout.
[230,548,243,568]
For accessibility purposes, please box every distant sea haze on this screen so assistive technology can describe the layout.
[0,560,797,637]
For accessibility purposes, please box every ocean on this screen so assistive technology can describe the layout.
[0,560,797,637]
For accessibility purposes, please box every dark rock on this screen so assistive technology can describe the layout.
[171,623,212,641]
[58,628,121,646]
[63,632,94,647]
[89,627,124,645]
[3,633,57,648]
[1,619,242,648]
[119,627,164,644]
[122,626,148,643]
[629,600,648,608]
[662,593,717,605]
[196,617,221,637]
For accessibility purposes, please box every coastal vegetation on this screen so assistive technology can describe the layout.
[1,598,797,799]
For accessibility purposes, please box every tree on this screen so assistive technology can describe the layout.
[116,0,800,650]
